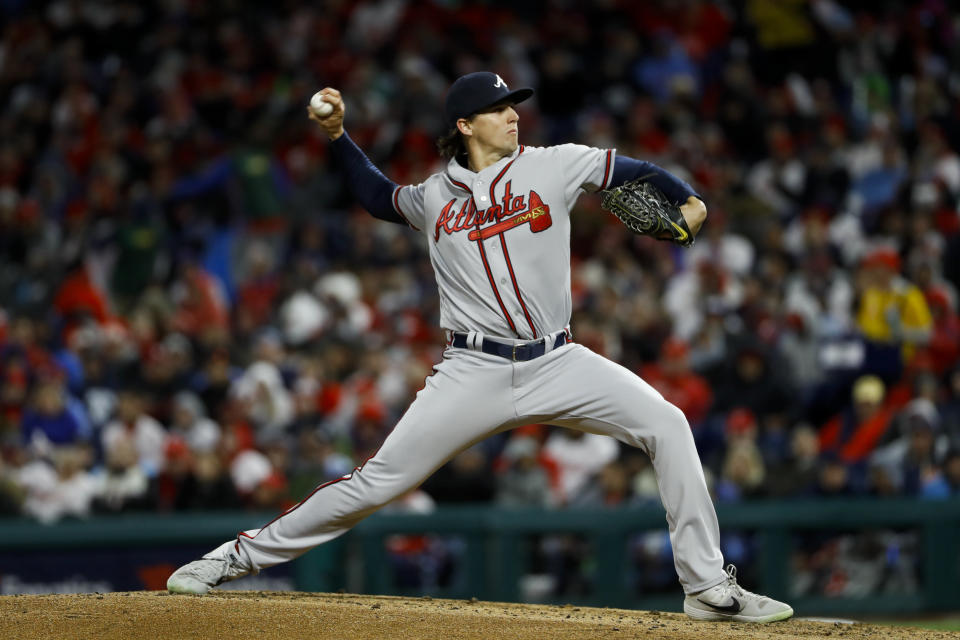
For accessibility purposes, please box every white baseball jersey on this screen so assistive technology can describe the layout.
[392,144,615,339]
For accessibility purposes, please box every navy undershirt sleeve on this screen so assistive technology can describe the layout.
[609,156,700,204]
[329,132,405,224]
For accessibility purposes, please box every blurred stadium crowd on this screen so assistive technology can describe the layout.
[1,0,960,527]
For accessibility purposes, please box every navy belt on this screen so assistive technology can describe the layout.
[450,332,568,362]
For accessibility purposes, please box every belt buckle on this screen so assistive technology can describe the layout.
[513,341,540,361]
[513,343,531,361]
[511,343,519,361]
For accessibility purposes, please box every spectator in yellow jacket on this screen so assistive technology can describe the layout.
[856,247,932,363]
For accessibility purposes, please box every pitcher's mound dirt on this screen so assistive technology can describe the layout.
[0,591,953,640]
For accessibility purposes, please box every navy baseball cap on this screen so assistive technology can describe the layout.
[444,72,534,127]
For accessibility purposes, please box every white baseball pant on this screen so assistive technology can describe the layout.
[224,339,725,594]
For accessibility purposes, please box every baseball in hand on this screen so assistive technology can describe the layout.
[310,92,334,117]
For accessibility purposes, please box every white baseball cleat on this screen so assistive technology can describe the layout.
[167,545,251,595]
[684,564,794,623]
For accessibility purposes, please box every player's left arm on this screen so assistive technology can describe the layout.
[610,156,706,236]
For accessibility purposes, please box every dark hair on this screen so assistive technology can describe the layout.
[436,126,466,161]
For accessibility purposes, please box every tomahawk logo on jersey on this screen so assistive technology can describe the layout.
[434,187,552,242]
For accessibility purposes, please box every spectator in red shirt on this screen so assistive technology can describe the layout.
[640,337,713,427]
[819,375,895,465]
[922,287,960,376]
[235,240,281,334]
[0,358,29,433]
[54,260,112,345]
[170,260,229,341]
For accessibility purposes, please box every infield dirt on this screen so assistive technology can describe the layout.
[1,591,955,639]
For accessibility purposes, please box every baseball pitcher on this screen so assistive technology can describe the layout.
[167,72,793,623]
